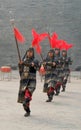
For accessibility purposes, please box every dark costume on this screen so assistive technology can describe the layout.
[61,50,72,92]
[54,48,61,95]
[42,49,57,102]
[18,47,39,116]
[54,48,62,95]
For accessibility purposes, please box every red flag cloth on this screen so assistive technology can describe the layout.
[60,40,67,50]
[55,39,64,49]
[60,40,74,50]
[32,29,48,47]
[13,27,25,43]
[39,33,48,42]
[51,32,58,39]
[35,44,42,54]
[48,32,58,48]
[66,44,74,50]
[32,29,38,39]
[32,38,38,47]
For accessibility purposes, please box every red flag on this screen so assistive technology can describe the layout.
[51,32,58,39]
[32,29,39,47]
[32,29,39,38]
[66,44,74,50]
[32,28,48,47]
[55,39,64,49]
[14,27,25,43]
[32,38,38,47]
[39,33,48,42]
[48,32,58,48]
[35,44,42,54]
[60,40,67,50]
[60,40,74,50]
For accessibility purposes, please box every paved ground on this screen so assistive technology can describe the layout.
[0,73,81,130]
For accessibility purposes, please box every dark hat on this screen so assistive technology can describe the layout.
[55,48,60,51]
[62,49,67,52]
[27,47,35,58]
[28,47,34,52]
[48,49,54,53]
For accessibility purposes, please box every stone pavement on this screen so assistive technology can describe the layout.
[0,74,81,130]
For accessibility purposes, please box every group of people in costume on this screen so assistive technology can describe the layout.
[17,46,72,117]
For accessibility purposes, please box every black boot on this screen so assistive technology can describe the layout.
[24,107,31,117]
[61,85,65,92]
[23,98,31,117]
[55,85,61,96]
[55,90,60,96]
[46,91,54,102]
[46,97,52,102]
[61,88,65,92]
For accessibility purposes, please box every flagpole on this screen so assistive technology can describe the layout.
[40,53,44,61]
[14,35,21,62]
[10,19,21,62]
[48,32,51,48]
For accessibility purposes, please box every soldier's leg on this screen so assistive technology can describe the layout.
[17,79,27,103]
[23,89,32,117]
[54,79,62,96]
[46,82,55,102]
[61,78,67,92]
[55,84,61,95]
[23,80,36,117]
[46,87,54,102]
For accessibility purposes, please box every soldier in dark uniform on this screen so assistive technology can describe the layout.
[54,48,62,95]
[18,47,39,117]
[61,50,72,92]
[42,49,57,102]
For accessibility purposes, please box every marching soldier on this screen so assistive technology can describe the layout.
[61,50,72,92]
[54,48,62,95]
[42,49,57,102]
[18,47,39,117]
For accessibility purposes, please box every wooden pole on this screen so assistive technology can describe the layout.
[10,19,21,62]
[48,32,51,48]
[14,35,21,62]
[40,53,44,61]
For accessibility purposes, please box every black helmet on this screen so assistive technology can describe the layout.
[28,47,34,52]
[62,49,67,56]
[55,48,60,51]
[62,49,67,53]
[54,48,60,56]
[27,47,35,58]
[48,49,54,53]
[47,49,54,59]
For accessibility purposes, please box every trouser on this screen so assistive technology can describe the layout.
[62,70,70,90]
[46,80,56,100]
[62,77,68,91]
[54,77,62,95]
[47,87,54,100]
[55,83,61,95]
[23,79,36,113]
[23,89,32,113]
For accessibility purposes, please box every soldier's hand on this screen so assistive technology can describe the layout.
[53,62,56,66]
[31,62,34,67]
[43,62,46,66]
[18,61,23,65]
